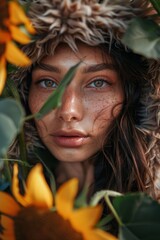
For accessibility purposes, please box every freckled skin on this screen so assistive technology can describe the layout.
[28,42,124,162]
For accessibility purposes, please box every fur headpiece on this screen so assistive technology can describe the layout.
[11,0,159,198]
[21,0,150,61]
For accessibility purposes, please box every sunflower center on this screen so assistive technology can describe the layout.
[0,0,9,30]
[14,206,83,240]
[0,44,5,57]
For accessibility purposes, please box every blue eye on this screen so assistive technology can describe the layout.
[88,79,109,88]
[39,79,58,89]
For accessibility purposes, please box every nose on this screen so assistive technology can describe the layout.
[56,86,84,122]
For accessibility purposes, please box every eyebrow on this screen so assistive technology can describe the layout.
[33,62,60,73]
[83,63,117,73]
[33,62,116,74]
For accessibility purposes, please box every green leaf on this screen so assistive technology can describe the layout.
[36,62,81,119]
[119,223,160,240]
[96,214,114,229]
[0,99,25,157]
[0,98,25,131]
[122,18,160,59]
[74,185,88,208]
[113,193,160,240]
[0,182,10,191]
[150,0,160,15]
[119,226,139,240]
[0,114,17,157]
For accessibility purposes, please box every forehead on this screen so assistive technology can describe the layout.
[40,42,113,68]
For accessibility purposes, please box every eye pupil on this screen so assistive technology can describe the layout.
[45,80,54,87]
[94,80,103,87]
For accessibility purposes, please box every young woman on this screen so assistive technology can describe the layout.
[9,0,160,200]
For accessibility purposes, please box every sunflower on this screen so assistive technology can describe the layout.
[0,0,35,94]
[0,164,117,240]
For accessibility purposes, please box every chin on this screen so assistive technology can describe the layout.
[50,150,90,163]
[54,155,88,163]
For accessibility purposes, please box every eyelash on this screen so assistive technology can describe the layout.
[37,79,58,89]
[87,78,110,89]
[36,77,110,89]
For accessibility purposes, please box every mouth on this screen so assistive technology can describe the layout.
[50,130,89,148]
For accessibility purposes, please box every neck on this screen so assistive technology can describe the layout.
[55,160,94,197]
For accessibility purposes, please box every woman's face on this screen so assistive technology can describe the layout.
[28,42,124,162]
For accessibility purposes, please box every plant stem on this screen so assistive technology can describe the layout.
[105,194,123,226]
[4,156,12,184]
[24,113,36,121]
[18,129,28,178]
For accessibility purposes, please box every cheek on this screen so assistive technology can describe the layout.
[35,119,47,138]
[28,91,46,113]
[84,93,123,121]
[84,92,123,136]
[28,91,52,138]
[33,115,53,140]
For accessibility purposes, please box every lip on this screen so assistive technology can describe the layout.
[50,130,89,148]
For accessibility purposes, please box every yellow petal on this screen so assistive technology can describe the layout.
[23,18,36,35]
[0,56,7,94]
[9,1,35,34]
[83,229,117,240]
[10,25,31,44]
[69,205,103,232]
[25,164,54,208]
[6,41,31,66]
[12,164,29,207]
[0,192,20,216]
[0,30,11,43]
[0,216,15,240]
[12,164,53,208]
[56,178,78,219]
